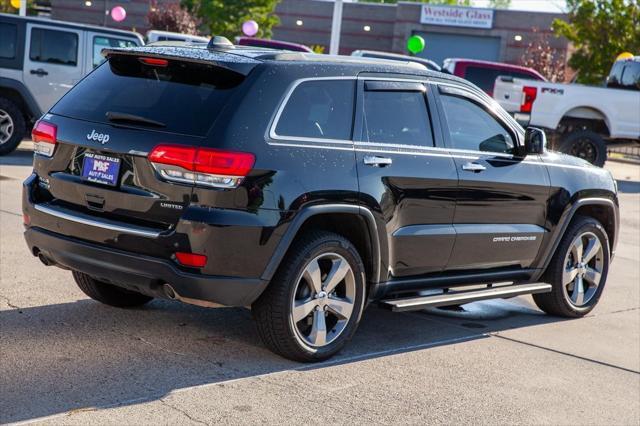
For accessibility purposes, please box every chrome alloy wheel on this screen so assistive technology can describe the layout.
[563,231,604,307]
[291,253,356,348]
[0,109,14,145]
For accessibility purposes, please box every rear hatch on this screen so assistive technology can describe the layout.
[29,49,257,255]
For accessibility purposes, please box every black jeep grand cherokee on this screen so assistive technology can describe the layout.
[23,42,619,362]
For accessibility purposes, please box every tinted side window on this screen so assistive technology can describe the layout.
[607,61,625,87]
[0,23,17,59]
[93,36,138,68]
[275,80,355,140]
[440,94,514,154]
[465,67,541,93]
[621,62,640,90]
[464,67,499,93]
[30,28,78,66]
[363,90,434,147]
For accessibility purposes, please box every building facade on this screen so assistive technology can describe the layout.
[48,0,569,67]
[273,0,569,65]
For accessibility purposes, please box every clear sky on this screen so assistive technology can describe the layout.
[471,0,566,13]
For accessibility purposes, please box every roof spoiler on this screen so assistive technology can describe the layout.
[102,46,259,76]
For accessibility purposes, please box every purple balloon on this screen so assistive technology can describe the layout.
[242,20,259,37]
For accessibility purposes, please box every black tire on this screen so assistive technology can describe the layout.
[559,129,607,167]
[252,231,367,362]
[533,216,610,318]
[0,97,26,156]
[72,271,153,308]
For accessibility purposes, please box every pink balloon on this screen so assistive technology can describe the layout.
[111,6,126,22]
[242,20,259,37]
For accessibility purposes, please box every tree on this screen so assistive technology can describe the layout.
[0,0,35,14]
[488,0,511,8]
[553,0,640,85]
[520,27,566,82]
[148,1,201,34]
[181,0,280,39]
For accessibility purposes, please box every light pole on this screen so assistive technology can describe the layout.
[329,0,343,55]
[19,0,26,16]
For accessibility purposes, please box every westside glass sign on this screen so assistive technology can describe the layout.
[420,5,494,29]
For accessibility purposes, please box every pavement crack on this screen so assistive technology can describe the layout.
[0,208,21,217]
[110,329,190,356]
[134,335,189,356]
[589,306,640,317]
[160,398,209,425]
[492,333,640,375]
[0,294,22,311]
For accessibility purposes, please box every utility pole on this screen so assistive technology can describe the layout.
[19,0,26,16]
[329,0,343,55]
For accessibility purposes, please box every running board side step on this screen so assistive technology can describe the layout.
[380,283,552,312]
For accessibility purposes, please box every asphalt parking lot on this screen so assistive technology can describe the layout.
[1,144,639,425]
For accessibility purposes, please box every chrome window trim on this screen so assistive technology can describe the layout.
[267,75,531,161]
[268,76,358,145]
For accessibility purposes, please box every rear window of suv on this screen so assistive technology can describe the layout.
[51,55,244,136]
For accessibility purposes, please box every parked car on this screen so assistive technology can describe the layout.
[235,36,313,52]
[351,50,441,72]
[442,58,546,96]
[493,57,640,167]
[146,30,209,44]
[23,41,619,362]
[0,13,143,155]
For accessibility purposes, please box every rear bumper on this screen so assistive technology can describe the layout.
[24,227,268,307]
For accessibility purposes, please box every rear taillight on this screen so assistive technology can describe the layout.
[148,144,255,188]
[32,120,57,157]
[520,86,537,113]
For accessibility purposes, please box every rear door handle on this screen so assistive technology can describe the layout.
[30,68,48,76]
[363,155,392,167]
[461,162,486,172]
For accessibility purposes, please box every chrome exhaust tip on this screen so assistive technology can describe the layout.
[38,253,54,266]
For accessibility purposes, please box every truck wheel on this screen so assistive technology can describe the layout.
[252,231,366,362]
[559,130,607,167]
[73,271,153,308]
[0,97,26,156]
[533,216,609,318]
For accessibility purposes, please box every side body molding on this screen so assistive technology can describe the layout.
[530,197,619,282]
[260,204,383,285]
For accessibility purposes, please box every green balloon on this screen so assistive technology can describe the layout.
[407,35,425,55]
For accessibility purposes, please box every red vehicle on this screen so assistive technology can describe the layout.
[442,58,546,96]
[235,37,313,52]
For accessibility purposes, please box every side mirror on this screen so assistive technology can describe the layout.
[524,127,547,155]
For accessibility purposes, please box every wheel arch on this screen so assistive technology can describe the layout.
[532,197,619,282]
[0,77,42,123]
[558,106,611,137]
[260,204,384,288]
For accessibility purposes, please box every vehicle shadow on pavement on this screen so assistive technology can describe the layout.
[0,147,34,167]
[0,297,564,423]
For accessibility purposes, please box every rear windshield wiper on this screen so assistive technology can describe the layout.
[106,111,166,128]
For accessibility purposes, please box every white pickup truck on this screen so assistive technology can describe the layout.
[493,57,640,166]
